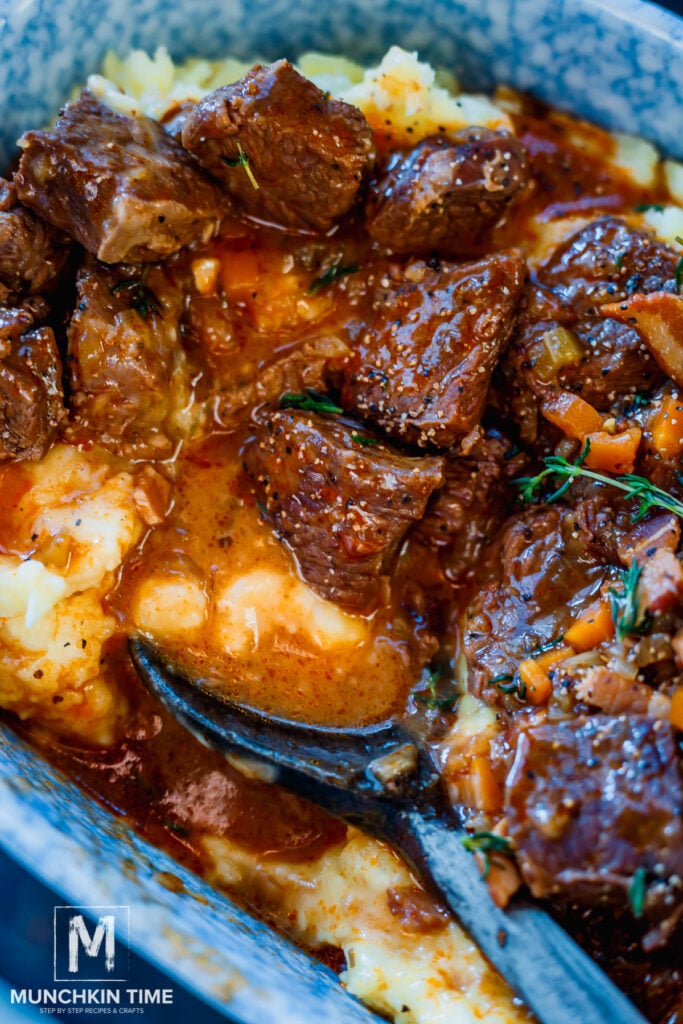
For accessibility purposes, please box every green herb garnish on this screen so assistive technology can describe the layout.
[634,203,664,212]
[280,388,343,415]
[676,257,683,295]
[414,669,457,712]
[516,440,683,522]
[309,262,359,294]
[609,561,651,641]
[351,433,382,446]
[165,821,190,837]
[110,264,162,319]
[627,866,648,919]
[462,832,513,880]
[221,141,259,190]
[255,499,269,520]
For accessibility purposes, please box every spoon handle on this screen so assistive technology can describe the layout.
[394,811,646,1024]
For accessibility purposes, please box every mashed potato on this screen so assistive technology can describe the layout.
[0,445,144,742]
[203,830,527,1024]
[87,44,512,143]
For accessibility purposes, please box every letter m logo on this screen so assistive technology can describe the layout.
[54,906,129,981]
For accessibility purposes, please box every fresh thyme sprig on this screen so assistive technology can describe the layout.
[627,866,648,919]
[309,262,359,295]
[280,389,343,415]
[414,669,458,712]
[516,440,683,522]
[110,264,162,319]
[609,561,651,641]
[351,432,382,447]
[462,832,513,880]
[221,141,259,190]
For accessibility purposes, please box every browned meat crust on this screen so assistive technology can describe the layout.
[15,91,224,264]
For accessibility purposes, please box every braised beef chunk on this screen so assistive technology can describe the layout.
[0,307,65,461]
[66,258,191,458]
[181,61,374,232]
[366,130,528,256]
[538,217,680,314]
[463,506,607,700]
[0,178,71,298]
[505,715,683,914]
[413,431,525,581]
[342,251,525,448]
[15,91,223,264]
[508,314,664,423]
[243,409,445,612]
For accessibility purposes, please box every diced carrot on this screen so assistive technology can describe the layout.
[518,659,553,706]
[541,390,603,440]
[584,426,642,474]
[486,855,523,909]
[460,756,503,814]
[565,601,615,651]
[601,292,683,388]
[670,687,683,731]
[652,393,683,459]
[220,247,262,295]
[533,644,574,672]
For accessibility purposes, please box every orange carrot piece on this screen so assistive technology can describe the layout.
[541,390,603,440]
[600,292,683,388]
[220,247,262,295]
[565,601,615,651]
[652,393,683,459]
[670,687,683,731]
[518,659,553,706]
[533,645,574,672]
[584,426,642,474]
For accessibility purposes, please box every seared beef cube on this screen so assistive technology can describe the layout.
[243,409,445,612]
[181,61,374,232]
[505,715,683,915]
[539,217,679,314]
[413,431,525,581]
[0,307,65,461]
[67,259,191,458]
[0,178,71,297]
[15,91,223,264]
[463,507,607,700]
[366,130,528,256]
[508,314,664,424]
[342,251,525,448]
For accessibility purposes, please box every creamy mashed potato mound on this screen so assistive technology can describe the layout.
[88,44,512,143]
[0,445,143,742]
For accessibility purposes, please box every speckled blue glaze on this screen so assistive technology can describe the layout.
[0,0,682,164]
[0,1,682,1022]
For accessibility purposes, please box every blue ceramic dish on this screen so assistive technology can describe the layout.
[1,1,682,1021]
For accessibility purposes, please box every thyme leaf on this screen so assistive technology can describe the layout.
[221,141,259,190]
[609,561,651,641]
[414,668,458,712]
[627,866,648,919]
[515,440,683,522]
[350,432,382,446]
[462,832,513,880]
[110,265,162,319]
[309,262,359,295]
[279,389,343,415]
[672,236,683,294]
[634,203,664,212]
